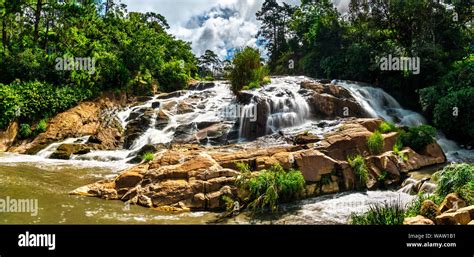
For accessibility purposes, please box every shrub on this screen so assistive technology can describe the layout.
[18,124,32,139]
[350,201,406,225]
[367,131,384,155]
[0,84,21,129]
[36,119,47,133]
[142,152,155,162]
[405,193,442,218]
[377,121,398,133]
[432,163,474,204]
[158,61,190,93]
[399,125,437,152]
[230,47,268,95]
[235,163,305,213]
[392,138,408,161]
[347,155,369,184]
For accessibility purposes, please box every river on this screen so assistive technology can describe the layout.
[0,77,471,224]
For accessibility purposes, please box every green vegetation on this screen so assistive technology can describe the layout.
[235,163,305,213]
[377,171,388,183]
[392,139,408,161]
[350,201,406,225]
[37,119,47,134]
[432,163,474,205]
[347,155,369,184]
[142,152,155,163]
[399,125,437,152]
[229,47,269,95]
[367,131,384,155]
[405,193,442,218]
[377,122,398,134]
[0,1,197,130]
[18,124,32,139]
[256,0,472,143]
[419,58,474,145]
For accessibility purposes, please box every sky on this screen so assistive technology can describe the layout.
[121,0,350,59]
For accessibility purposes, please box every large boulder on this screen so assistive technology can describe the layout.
[435,210,471,225]
[0,121,18,152]
[293,149,338,182]
[50,144,93,160]
[438,193,467,213]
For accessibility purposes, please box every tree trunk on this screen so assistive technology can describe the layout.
[34,0,43,43]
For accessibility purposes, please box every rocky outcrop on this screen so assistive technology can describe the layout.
[0,121,18,152]
[71,118,447,212]
[9,92,127,154]
[301,81,368,119]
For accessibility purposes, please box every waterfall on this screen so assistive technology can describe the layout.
[238,77,312,140]
[335,80,426,127]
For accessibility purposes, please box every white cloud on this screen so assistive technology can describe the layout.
[121,0,349,59]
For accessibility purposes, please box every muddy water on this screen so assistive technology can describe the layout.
[0,154,218,224]
[0,153,418,225]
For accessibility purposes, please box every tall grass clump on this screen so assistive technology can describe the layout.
[377,121,398,134]
[347,155,369,184]
[235,163,305,213]
[350,201,406,225]
[367,131,384,154]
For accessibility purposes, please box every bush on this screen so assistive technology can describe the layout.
[350,201,406,225]
[18,124,32,139]
[405,193,442,218]
[142,152,155,162]
[377,121,398,133]
[37,119,47,133]
[235,163,305,213]
[367,131,384,155]
[158,61,190,93]
[399,125,437,152]
[432,163,474,204]
[0,84,21,129]
[230,47,268,95]
[347,155,369,184]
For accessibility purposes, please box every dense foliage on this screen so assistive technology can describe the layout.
[399,125,437,152]
[367,131,384,155]
[432,163,474,205]
[235,163,306,213]
[347,154,369,184]
[229,47,269,95]
[350,201,406,225]
[257,0,473,142]
[0,0,197,129]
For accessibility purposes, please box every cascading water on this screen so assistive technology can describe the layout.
[239,77,312,140]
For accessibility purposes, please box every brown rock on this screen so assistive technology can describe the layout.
[294,149,337,182]
[420,200,440,221]
[404,215,435,225]
[294,133,320,145]
[420,143,446,163]
[0,121,18,152]
[456,205,474,220]
[435,210,471,225]
[438,193,467,213]
[321,181,339,194]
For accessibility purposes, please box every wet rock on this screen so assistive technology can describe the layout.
[294,133,320,145]
[189,82,216,91]
[127,144,163,164]
[404,215,435,225]
[155,110,170,130]
[123,108,155,149]
[151,101,161,109]
[50,144,92,160]
[176,101,194,114]
[173,123,197,143]
[157,91,186,100]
